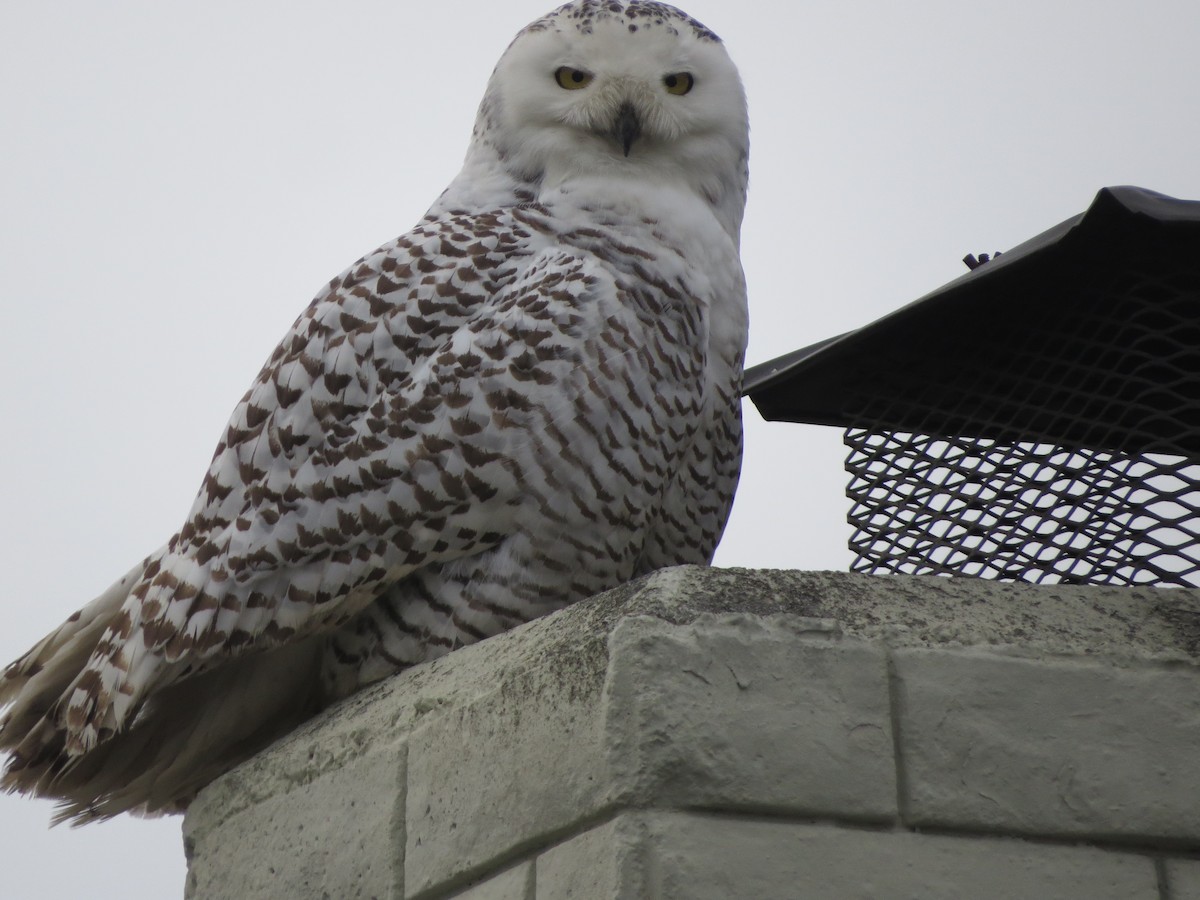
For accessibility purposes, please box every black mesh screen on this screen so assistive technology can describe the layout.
[845,432,1200,586]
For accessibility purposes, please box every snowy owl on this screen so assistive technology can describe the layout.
[1,0,749,823]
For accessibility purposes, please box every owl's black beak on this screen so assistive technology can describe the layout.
[612,102,642,157]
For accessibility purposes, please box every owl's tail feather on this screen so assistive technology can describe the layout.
[60,637,323,824]
[0,561,146,720]
[0,564,325,824]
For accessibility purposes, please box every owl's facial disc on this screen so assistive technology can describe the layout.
[471,2,749,238]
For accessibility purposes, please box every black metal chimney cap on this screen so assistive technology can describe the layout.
[743,186,1200,457]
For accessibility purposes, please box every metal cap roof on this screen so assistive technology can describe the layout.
[742,186,1200,457]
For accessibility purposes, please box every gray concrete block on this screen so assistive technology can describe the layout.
[450,862,534,900]
[640,813,1159,900]
[535,818,642,899]
[405,609,899,895]
[184,743,404,900]
[1166,858,1200,900]
[604,614,897,821]
[405,665,612,896]
[894,648,1200,844]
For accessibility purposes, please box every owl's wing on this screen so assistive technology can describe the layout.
[2,208,606,767]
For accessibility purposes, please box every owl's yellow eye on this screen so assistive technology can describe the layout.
[663,72,694,95]
[555,67,593,90]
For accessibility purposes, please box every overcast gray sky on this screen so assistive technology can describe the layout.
[3,1,1200,896]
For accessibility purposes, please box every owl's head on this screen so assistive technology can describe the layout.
[465,1,749,236]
